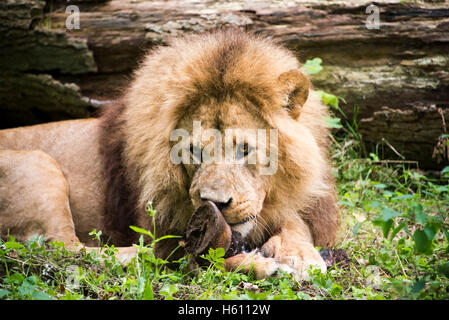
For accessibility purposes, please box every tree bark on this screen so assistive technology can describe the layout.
[1,0,448,168]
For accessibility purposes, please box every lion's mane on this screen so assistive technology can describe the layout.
[99,30,339,252]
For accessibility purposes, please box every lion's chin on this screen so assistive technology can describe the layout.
[230,219,255,238]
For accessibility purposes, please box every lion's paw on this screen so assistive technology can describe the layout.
[225,251,280,279]
[274,255,326,281]
[224,249,326,281]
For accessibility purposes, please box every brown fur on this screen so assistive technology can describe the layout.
[98,102,140,246]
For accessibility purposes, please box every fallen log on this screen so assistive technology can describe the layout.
[1,0,448,168]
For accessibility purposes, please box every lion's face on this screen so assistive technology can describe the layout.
[123,30,339,253]
[175,101,276,237]
[189,162,265,238]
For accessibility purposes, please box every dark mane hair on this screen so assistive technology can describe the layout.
[98,102,140,246]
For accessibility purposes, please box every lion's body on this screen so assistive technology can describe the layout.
[0,120,104,246]
[0,30,339,279]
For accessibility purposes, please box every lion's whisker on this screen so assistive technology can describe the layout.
[252,209,273,238]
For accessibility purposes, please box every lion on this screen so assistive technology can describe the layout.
[0,30,339,280]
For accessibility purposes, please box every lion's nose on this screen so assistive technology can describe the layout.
[200,189,232,211]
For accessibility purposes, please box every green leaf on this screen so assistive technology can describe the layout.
[9,273,25,285]
[88,229,103,242]
[413,229,432,254]
[0,289,11,299]
[4,241,24,250]
[129,226,153,238]
[324,116,343,129]
[316,90,340,109]
[31,290,54,300]
[368,201,382,208]
[381,219,394,238]
[25,276,38,285]
[26,234,46,248]
[143,281,154,300]
[410,280,425,294]
[209,247,226,262]
[18,281,36,296]
[391,194,416,200]
[301,57,323,75]
[200,247,226,267]
[245,290,271,300]
[413,204,427,224]
[423,225,437,241]
[154,234,182,244]
[370,153,380,162]
[380,207,401,222]
[159,284,178,300]
[390,223,406,240]
[382,190,394,198]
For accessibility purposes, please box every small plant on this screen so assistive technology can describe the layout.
[302,58,349,132]
[200,247,226,269]
[127,202,185,299]
[301,57,323,75]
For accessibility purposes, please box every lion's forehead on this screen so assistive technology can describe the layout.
[178,102,269,134]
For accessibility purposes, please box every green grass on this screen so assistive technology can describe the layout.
[1,126,448,300]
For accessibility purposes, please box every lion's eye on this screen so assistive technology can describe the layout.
[189,145,202,163]
[236,143,251,160]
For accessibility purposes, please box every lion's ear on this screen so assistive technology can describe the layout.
[278,69,310,119]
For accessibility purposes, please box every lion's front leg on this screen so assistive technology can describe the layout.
[225,222,326,281]
[260,230,327,280]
